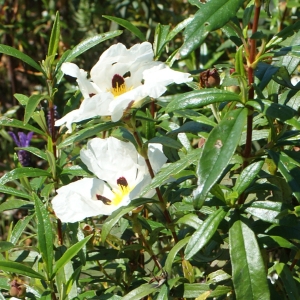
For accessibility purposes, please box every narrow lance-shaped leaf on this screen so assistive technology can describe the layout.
[166,89,241,113]
[0,44,44,74]
[0,117,46,136]
[33,193,54,279]
[51,235,92,279]
[185,207,228,260]
[229,215,270,300]
[0,261,45,280]
[268,150,300,202]
[102,15,146,41]
[141,148,201,196]
[48,11,60,57]
[233,160,264,197]
[0,167,51,185]
[122,284,157,300]
[24,94,44,125]
[179,0,245,58]
[194,108,247,209]
[101,198,159,243]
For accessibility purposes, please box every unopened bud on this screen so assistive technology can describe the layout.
[199,68,220,88]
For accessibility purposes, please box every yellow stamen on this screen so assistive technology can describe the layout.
[111,184,133,206]
[110,82,133,97]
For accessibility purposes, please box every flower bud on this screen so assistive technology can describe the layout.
[9,279,26,298]
[199,68,220,88]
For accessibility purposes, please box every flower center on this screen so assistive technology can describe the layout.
[96,176,133,206]
[110,74,132,97]
[112,176,132,206]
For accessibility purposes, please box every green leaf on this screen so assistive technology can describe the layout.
[0,117,46,136]
[0,44,44,74]
[46,150,56,179]
[52,235,92,279]
[165,237,190,275]
[180,0,245,58]
[31,110,49,133]
[0,185,31,200]
[57,122,122,148]
[172,283,231,298]
[14,93,29,105]
[193,108,247,209]
[153,24,170,58]
[0,241,14,252]
[141,148,201,196]
[229,216,270,300]
[48,11,60,57]
[176,213,202,230]
[33,193,53,278]
[101,198,158,243]
[0,261,45,280]
[9,215,34,245]
[185,207,228,260]
[244,201,283,224]
[0,200,32,213]
[274,262,300,300]
[24,94,44,125]
[16,146,47,161]
[268,150,300,202]
[0,168,51,185]
[102,15,146,41]
[122,284,157,300]
[147,136,182,149]
[247,99,296,122]
[166,89,241,112]
[233,161,264,196]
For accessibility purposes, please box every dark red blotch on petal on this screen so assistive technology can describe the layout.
[112,74,125,88]
[96,194,112,205]
[117,176,128,187]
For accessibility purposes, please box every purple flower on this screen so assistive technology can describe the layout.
[9,131,33,167]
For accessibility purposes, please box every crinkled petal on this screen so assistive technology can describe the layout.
[80,137,139,188]
[55,93,112,133]
[91,42,154,90]
[61,62,99,98]
[148,143,168,173]
[143,64,192,87]
[52,178,114,223]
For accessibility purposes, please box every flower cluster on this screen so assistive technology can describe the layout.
[9,131,33,167]
[52,42,191,223]
[52,137,167,222]
[55,42,192,132]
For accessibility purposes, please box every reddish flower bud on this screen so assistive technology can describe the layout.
[199,68,220,88]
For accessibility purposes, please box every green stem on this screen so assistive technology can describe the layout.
[238,1,261,205]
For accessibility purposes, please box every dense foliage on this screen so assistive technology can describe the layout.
[1,0,300,299]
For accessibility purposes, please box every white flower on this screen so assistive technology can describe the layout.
[55,42,192,132]
[52,137,167,223]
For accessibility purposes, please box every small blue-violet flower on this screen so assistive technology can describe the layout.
[8,131,33,167]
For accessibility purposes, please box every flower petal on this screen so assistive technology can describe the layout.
[61,62,99,98]
[80,137,139,188]
[52,178,114,223]
[55,93,112,133]
[90,42,154,91]
[148,143,168,173]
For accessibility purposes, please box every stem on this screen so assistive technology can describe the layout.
[238,1,261,205]
[133,130,183,258]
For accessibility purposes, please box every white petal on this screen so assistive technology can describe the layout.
[143,64,192,92]
[90,42,154,91]
[52,178,114,223]
[55,93,112,133]
[148,143,168,173]
[80,137,139,188]
[61,62,98,98]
